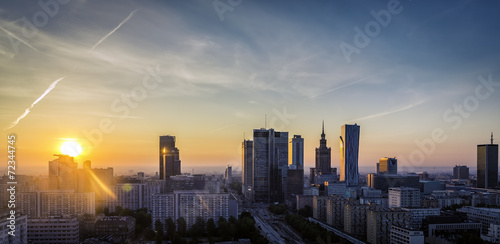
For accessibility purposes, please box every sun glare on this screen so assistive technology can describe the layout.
[60,140,83,157]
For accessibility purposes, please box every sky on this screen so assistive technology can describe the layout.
[1,0,499,175]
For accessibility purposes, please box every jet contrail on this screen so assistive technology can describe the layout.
[305,73,382,100]
[5,77,64,130]
[0,25,39,52]
[352,100,427,122]
[90,9,139,51]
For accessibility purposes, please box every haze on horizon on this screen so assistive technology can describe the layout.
[1,0,499,175]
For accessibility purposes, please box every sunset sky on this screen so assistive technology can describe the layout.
[1,0,499,175]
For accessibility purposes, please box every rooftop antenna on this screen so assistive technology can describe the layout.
[492,132,494,145]
[265,114,267,129]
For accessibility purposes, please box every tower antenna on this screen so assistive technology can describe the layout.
[265,114,267,129]
[492,132,494,145]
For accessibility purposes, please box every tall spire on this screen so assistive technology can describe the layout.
[322,120,325,135]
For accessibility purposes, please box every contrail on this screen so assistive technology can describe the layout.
[352,100,427,122]
[5,77,64,130]
[0,25,39,52]
[305,73,381,100]
[90,9,139,51]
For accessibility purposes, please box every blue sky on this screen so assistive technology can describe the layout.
[1,0,499,174]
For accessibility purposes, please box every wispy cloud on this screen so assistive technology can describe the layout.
[90,9,139,51]
[352,100,427,122]
[4,77,64,130]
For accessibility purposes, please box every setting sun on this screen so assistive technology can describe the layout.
[60,140,83,157]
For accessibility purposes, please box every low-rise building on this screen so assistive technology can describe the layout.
[27,216,79,244]
[0,211,27,244]
[95,216,136,240]
[390,225,424,244]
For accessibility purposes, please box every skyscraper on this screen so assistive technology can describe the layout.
[290,135,304,170]
[340,124,360,187]
[159,135,181,180]
[378,157,397,175]
[315,121,331,174]
[477,133,498,188]
[242,140,253,200]
[253,128,288,203]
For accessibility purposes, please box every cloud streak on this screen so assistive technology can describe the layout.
[352,100,427,122]
[90,9,139,51]
[5,77,65,130]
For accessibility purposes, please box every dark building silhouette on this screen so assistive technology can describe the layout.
[159,135,181,180]
[452,165,469,180]
[252,128,288,203]
[316,121,331,174]
[242,140,253,200]
[477,133,498,188]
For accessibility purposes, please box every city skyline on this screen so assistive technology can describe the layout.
[1,1,500,174]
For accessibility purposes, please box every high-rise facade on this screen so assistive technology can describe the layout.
[253,128,288,203]
[290,135,304,170]
[378,157,397,175]
[477,134,498,189]
[159,135,181,180]
[242,140,253,200]
[453,165,469,180]
[315,122,331,174]
[340,124,360,187]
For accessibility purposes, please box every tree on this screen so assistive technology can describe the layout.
[177,217,187,237]
[165,217,176,241]
[206,218,216,237]
[155,219,164,244]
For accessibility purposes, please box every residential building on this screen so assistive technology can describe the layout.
[401,208,440,230]
[390,225,424,244]
[27,216,79,244]
[0,211,27,244]
[389,187,420,208]
[18,191,95,218]
[94,216,136,240]
[367,208,411,244]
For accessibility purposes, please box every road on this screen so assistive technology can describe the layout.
[246,205,306,244]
